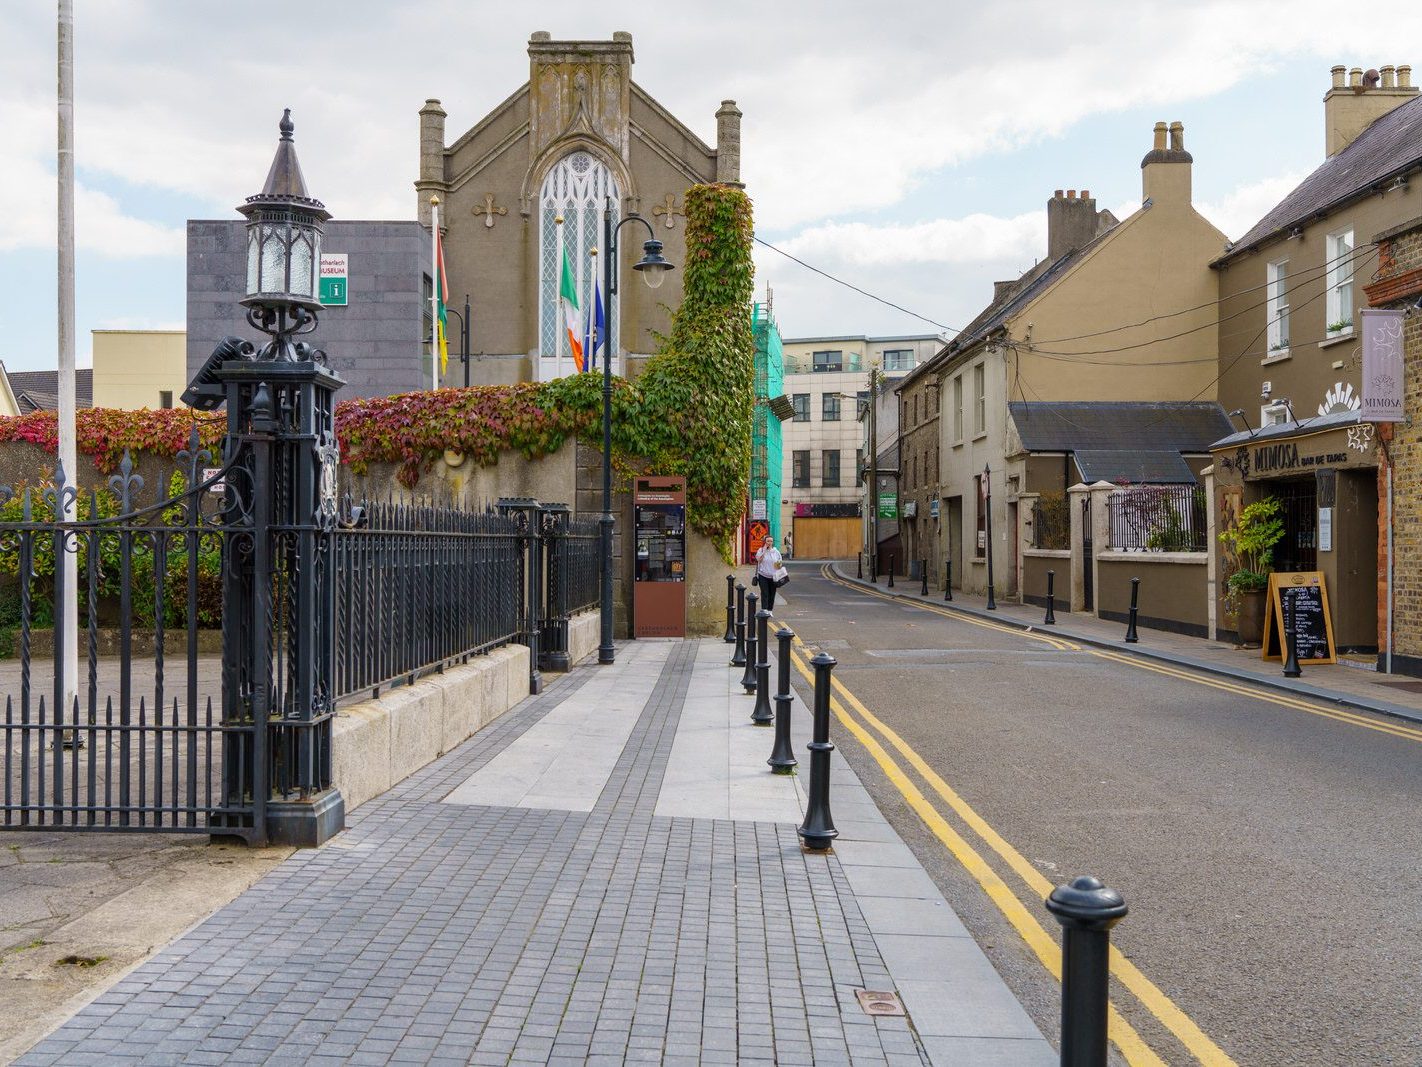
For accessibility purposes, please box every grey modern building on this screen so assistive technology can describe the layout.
[186,220,430,401]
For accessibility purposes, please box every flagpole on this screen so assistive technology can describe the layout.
[429,196,440,390]
[554,215,566,381]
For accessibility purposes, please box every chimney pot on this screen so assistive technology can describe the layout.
[1153,121,1167,150]
[1364,68,1382,89]
[1054,189,1064,198]
[1332,65,1347,89]
[1350,67,1364,89]
[1067,189,1076,199]
[1169,122,1184,151]
[1081,189,1090,200]
[1400,65,1414,89]
[1382,65,1397,89]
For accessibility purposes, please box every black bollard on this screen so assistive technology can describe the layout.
[1282,591,1302,678]
[1124,577,1140,643]
[768,626,798,773]
[723,574,736,643]
[857,553,863,579]
[944,558,953,602]
[751,609,774,723]
[741,591,760,692]
[1045,570,1057,625]
[920,559,928,596]
[731,583,747,667]
[887,553,895,588]
[798,652,839,851]
[1045,876,1128,1067]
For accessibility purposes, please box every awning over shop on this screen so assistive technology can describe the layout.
[1009,400,1231,484]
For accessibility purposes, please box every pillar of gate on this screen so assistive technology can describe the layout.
[541,502,572,672]
[498,497,545,695]
[207,343,347,848]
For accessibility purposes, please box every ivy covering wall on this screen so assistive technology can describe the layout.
[0,183,757,559]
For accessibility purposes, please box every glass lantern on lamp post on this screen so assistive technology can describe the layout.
[237,108,331,359]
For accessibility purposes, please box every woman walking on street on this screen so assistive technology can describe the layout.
[755,534,784,611]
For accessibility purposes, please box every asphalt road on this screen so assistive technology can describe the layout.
[776,561,1422,1067]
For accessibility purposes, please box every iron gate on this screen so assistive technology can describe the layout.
[0,438,250,835]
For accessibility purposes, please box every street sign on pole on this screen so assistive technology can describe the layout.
[877,492,897,520]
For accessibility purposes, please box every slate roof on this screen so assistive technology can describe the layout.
[1208,407,1360,450]
[1009,401,1230,484]
[6,369,93,412]
[1218,94,1422,262]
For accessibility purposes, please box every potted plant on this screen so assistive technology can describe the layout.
[1219,497,1284,647]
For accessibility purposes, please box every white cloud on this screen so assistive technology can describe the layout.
[776,213,1044,268]
[1197,172,1309,242]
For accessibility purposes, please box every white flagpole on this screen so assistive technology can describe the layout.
[57,0,78,737]
[429,196,440,390]
[554,215,565,381]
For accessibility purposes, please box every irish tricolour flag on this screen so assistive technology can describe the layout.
[559,247,584,373]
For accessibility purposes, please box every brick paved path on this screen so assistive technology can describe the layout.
[16,639,1049,1066]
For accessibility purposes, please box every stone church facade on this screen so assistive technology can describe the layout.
[419,31,744,386]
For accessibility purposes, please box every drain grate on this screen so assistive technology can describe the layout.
[854,989,906,1016]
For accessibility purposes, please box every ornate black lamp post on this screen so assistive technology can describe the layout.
[598,198,674,666]
[185,110,346,846]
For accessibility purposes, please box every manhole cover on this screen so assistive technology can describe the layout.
[854,989,906,1016]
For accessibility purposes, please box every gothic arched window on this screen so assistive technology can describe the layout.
[539,151,619,376]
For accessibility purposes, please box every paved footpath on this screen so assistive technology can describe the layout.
[16,638,1055,1067]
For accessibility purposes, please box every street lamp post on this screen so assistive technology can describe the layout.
[983,463,997,610]
[865,362,880,582]
[444,294,472,387]
[598,196,674,666]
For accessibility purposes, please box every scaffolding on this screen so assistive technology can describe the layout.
[751,299,785,548]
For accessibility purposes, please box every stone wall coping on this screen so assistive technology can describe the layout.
[1098,550,1207,565]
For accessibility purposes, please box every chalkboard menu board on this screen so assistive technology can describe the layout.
[1262,571,1336,665]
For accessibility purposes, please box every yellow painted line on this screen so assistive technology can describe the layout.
[818,564,1081,653]
[783,643,1168,1067]
[796,636,1238,1066]
[1088,649,1422,745]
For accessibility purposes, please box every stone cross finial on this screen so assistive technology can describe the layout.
[653,194,683,229]
[474,194,507,228]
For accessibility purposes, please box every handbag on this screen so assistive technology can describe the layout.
[773,565,790,588]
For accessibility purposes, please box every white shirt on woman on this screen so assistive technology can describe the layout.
[755,544,782,578]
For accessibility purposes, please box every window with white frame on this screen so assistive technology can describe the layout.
[539,152,619,373]
[1266,259,1290,353]
[1260,403,1290,427]
[973,363,986,435]
[882,349,915,372]
[953,375,963,442]
[1325,229,1354,335]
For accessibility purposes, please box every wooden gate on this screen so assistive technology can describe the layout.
[792,517,860,559]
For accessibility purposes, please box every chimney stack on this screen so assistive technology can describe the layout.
[1324,61,1418,157]
[716,100,743,186]
[416,98,448,228]
[1140,120,1193,205]
[1047,188,1100,261]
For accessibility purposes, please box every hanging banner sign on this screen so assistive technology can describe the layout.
[1361,308,1404,422]
[877,492,897,520]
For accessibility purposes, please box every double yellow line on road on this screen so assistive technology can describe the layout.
[800,567,1244,1065]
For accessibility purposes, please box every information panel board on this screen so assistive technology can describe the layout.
[633,477,686,638]
[1262,571,1336,665]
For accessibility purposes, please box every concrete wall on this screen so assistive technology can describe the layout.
[92,331,187,410]
[187,220,429,400]
[331,643,530,812]
[1022,550,1071,611]
[1096,553,1208,636]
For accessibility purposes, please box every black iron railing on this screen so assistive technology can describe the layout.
[333,500,524,702]
[0,442,242,833]
[1108,484,1207,552]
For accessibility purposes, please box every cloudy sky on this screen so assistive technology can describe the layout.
[1,1,1418,367]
